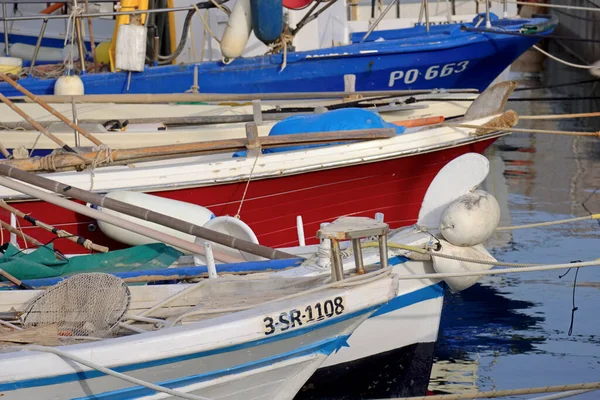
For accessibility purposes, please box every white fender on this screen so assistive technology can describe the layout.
[194,216,262,264]
[431,240,497,293]
[417,153,490,230]
[220,0,253,63]
[54,75,85,96]
[96,191,214,251]
[440,190,500,247]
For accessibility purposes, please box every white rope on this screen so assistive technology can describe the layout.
[496,213,600,231]
[25,345,212,400]
[488,0,600,12]
[395,259,600,281]
[63,5,84,73]
[235,153,261,219]
[533,45,600,71]
[380,380,600,400]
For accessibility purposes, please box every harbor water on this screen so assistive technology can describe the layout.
[429,62,600,396]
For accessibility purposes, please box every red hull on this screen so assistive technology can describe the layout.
[1,139,496,254]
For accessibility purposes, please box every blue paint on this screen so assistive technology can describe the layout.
[0,16,555,97]
[372,282,444,317]
[251,0,284,44]
[72,335,349,399]
[0,303,380,392]
[0,258,305,289]
[233,108,405,157]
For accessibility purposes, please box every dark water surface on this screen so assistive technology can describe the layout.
[429,64,600,397]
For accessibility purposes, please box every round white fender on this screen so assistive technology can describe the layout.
[439,190,500,247]
[220,0,253,64]
[96,191,214,251]
[431,240,497,292]
[54,75,85,96]
[417,153,490,230]
[194,216,262,263]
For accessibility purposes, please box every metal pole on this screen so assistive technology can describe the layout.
[28,18,48,74]
[2,3,9,56]
[485,0,491,27]
[378,234,388,269]
[360,0,400,43]
[330,239,345,281]
[72,0,87,73]
[503,0,508,17]
[424,0,430,33]
[352,238,365,274]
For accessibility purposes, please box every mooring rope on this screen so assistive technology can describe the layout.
[496,214,600,231]
[25,345,212,400]
[519,111,600,120]
[376,381,600,400]
[445,123,600,137]
[488,0,600,12]
[533,45,600,71]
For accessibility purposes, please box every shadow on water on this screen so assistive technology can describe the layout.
[436,284,544,361]
[430,49,600,395]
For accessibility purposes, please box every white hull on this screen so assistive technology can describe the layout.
[0,93,474,152]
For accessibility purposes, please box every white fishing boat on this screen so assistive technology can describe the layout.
[0,152,501,397]
[0,90,475,156]
[0,264,399,399]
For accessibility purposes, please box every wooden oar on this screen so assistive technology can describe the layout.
[0,164,296,261]
[0,127,396,172]
[0,219,44,248]
[0,92,78,154]
[11,89,480,104]
[0,71,104,147]
[0,201,108,253]
[0,268,34,290]
[391,116,445,128]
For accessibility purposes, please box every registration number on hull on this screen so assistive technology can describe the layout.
[388,61,469,87]
[263,296,346,336]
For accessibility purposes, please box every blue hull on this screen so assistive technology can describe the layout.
[0,15,555,96]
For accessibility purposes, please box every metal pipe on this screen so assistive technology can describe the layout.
[503,0,508,17]
[2,3,9,56]
[378,234,388,269]
[424,0,430,33]
[330,239,344,281]
[0,5,197,22]
[360,0,400,43]
[0,175,242,264]
[485,0,491,27]
[352,238,365,274]
[72,0,87,73]
[28,18,48,73]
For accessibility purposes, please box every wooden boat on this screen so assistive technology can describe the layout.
[0,82,517,255]
[0,152,499,397]
[0,267,398,399]
[0,91,475,157]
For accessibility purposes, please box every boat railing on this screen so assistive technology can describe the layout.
[0,1,197,68]
[317,217,390,281]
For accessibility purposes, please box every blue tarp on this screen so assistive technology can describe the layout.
[234,108,405,157]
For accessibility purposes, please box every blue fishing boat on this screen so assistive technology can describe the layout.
[0,13,556,96]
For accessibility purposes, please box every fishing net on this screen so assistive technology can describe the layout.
[21,273,130,339]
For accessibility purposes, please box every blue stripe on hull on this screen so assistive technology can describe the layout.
[0,304,377,392]
[0,279,444,393]
[72,335,349,400]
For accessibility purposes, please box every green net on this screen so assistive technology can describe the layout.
[0,243,183,281]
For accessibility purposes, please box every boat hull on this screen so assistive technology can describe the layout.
[1,137,496,254]
[0,18,553,96]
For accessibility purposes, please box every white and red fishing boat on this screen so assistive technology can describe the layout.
[0,83,515,254]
